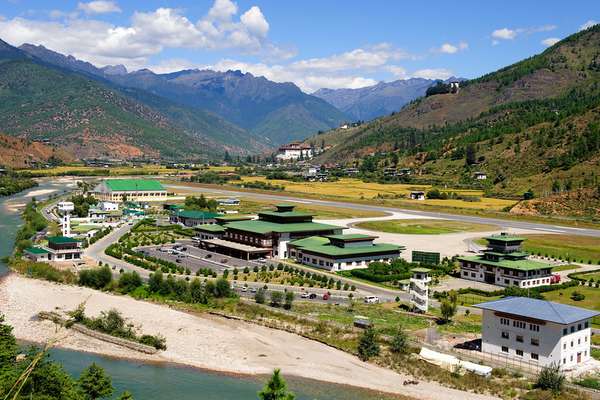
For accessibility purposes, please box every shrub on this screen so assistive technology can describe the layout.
[118,271,142,293]
[570,291,585,301]
[270,291,284,307]
[79,266,113,289]
[139,334,167,350]
[535,363,564,394]
[255,288,266,304]
[390,327,409,354]
[357,327,380,361]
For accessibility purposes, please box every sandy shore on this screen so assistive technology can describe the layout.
[0,274,497,400]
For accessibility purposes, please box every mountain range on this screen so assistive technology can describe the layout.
[314,78,449,121]
[0,39,349,162]
[18,43,346,146]
[307,24,600,217]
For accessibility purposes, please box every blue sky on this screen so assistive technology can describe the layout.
[0,0,597,92]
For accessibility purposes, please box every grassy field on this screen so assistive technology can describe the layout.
[520,234,600,264]
[235,177,517,211]
[551,264,581,272]
[543,286,600,314]
[355,219,498,234]
[456,293,502,307]
[575,271,600,281]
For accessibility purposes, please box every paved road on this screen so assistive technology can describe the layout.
[166,184,600,238]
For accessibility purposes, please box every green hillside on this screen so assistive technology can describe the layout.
[310,25,600,217]
[0,39,266,160]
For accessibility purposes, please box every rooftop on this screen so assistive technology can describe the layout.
[104,179,165,192]
[194,224,226,232]
[475,297,600,325]
[484,233,526,243]
[324,234,377,242]
[412,267,431,273]
[289,236,403,257]
[458,255,551,272]
[47,236,80,244]
[175,210,222,219]
[203,238,271,253]
[25,246,49,254]
[224,220,342,235]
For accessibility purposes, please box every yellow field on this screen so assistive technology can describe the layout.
[207,166,236,172]
[237,177,516,211]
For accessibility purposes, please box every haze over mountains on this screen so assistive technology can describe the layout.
[314,78,446,121]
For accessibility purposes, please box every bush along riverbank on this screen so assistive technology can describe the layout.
[0,174,37,197]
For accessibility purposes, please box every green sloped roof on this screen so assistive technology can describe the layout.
[412,267,431,273]
[195,224,226,232]
[484,234,526,242]
[104,179,165,192]
[325,234,376,241]
[47,236,80,244]
[224,220,342,234]
[458,255,552,271]
[25,247,49,254]
[176,210,222,219]
[258,211,313,218]
[289,235,403,257]
[215,214,254,222]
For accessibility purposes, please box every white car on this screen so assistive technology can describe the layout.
[300,292,310,299]
[363,296,380,304]
[241,286,248,292]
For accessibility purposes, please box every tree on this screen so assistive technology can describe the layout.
[148,270,163,293]
[258,369,295,400]
[465,143,477,166]
[390,327,409,354]
[535,363,564,394]
[357,327,380,361]
[440,299,457,323]
[0,314,17,366]
[214,278,232,298]
[255,288,266,304]
[284,291,294,310]
[270,291,284,307]
[79,363,114,399]
[118,391,134,400]
[118,271,142,293]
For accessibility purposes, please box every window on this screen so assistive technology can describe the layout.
[578,338,581,345]
[578,323,582,331]
[571,326,575,333]
[501,346,509,353]
[501,331,509,339]
[500,318,510,326]
[516,335,524,343]
[516,349,523,357]
[529,324,540,332]
[531,353,539,360]
[571,341,574,347]
[563,328,568,336]
[585,321,589,329]
[531,338,539,346]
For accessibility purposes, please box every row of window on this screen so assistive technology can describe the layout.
[563,336,588,349]
[499,318,540,332]
[501,331,540,346]
[563,322,589,336]
[500,346,538,360]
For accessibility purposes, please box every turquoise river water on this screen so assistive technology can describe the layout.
[0,180,401,400]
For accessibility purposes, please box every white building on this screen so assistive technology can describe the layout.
[24,236,83,263]
[458,233,554,288]
[288,234,404,272]
[409,268,431,312]
[98,201,119,211]
[57,201,74,237]
[276,142,313,161]
[475,297,599,369]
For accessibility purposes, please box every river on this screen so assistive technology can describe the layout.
[1,179,401,400]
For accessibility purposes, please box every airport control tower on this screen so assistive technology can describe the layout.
[57,201,75,237]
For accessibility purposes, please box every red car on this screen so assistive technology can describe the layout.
[550,274,561,284]
[323,293,330,301]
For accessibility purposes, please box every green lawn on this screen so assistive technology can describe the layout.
[355,219,498,234]
[520,234,600,264]
[575,271,600,281]
[456,293,502,307]
[236,198,386,220]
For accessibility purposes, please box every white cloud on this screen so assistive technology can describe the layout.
[77,1,121,15]
[0,0,287,69]
[411,68,453,80]
[492,28,517,40]
[541,37,560,47]
[386,65,408,79]
[580,20,597,31]
[438,41,468,54]
[492,25,557,44]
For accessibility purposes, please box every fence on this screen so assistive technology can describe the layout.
[453,348,542,375]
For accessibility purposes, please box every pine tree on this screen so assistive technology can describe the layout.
[79,362,114,400]
[357,327,380,361]
[258,369,295,400]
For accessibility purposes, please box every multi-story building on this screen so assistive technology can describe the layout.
[287,234,403,271]
[199,204,343,260]
[25,236,83,263]
[169,209,222,227]
[275,142,313,161]
[91,179,167,203]
[458,233,553,288]
[475,297,599,369]
[409,268,431,312]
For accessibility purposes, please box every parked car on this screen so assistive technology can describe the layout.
[257,258,267,264]
[205,254,212,259]
[301,292,310,299]
[551,274,561,284]
[308,293,317,299]
[181,247,187,251]
[250,287,257,293]
[364,296,380,304]
[241,286,248,292]
[322,293,330,301]
[175,259,182,263]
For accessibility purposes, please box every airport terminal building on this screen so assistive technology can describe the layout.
[92,179,167,203]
